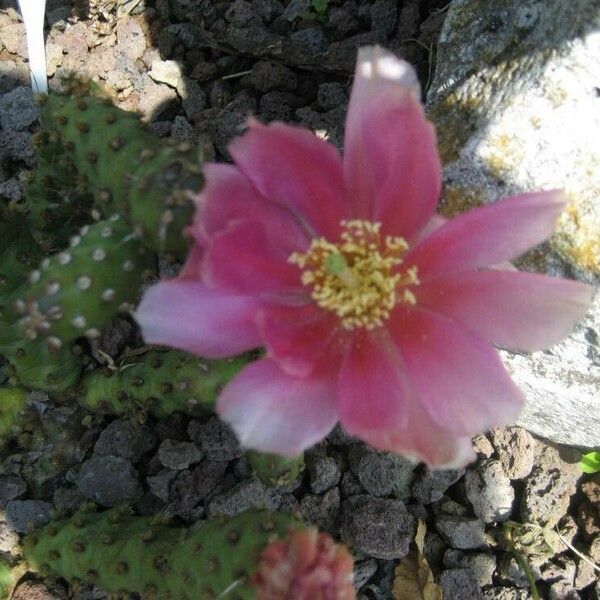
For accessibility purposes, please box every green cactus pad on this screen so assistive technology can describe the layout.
[25,129,95,241]
[78,350,249,419]
[2,341,82,393]
[25,508,301,599]
[39,86,203,260]
[10,215,154,348]
[0,385,27,448]
[247,451,305,487]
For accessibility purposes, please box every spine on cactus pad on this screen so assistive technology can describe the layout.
[24,508,355,599]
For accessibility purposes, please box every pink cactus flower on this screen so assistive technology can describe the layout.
[136,46,593,467]
[250,528,355,600]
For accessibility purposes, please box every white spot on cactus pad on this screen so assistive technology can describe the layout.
[93,249,106,261]
[29,270,41,283]
[101,289,115,301]
[58,252,72,265]
[85,328,100,339]
[77,276,92,290]
[70,236,81,248]
[72,316,86,329]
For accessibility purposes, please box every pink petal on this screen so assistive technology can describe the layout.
[337,329,411,432]
[388,307,523,436]
[217,359,338,456]
[406,191,566,279]
[344,47,440,238]
[203,219,305,297]
[356,425,476,469]
[410,213,447,245]
[417,270,593,351]
[229,120,349,240]
[135,280,262,357]
[258,304,342,377]
[197,163,308,254]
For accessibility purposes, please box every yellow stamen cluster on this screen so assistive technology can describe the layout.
[289,220,419,330]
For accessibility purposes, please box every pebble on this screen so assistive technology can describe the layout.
[317,82,347,110]
[444,549,497,587]
[4,500,52,533]
[520,444,581,528]
[116,15,146,61]
[12,580,66,600]
[188,417,242,462]
[0,518,20,558]
[435,515,487,550]
[339,495,415,560]
[439,569,485,599]
[242,60,297,92]
[489,427,536,480]
[465,459,515,523]
[306,448,341,494]
[149,58,183,88]
[349,446,415,500]
[0,86,37,132]
[300,487,341,533]
[157,439,203,470]
[412,467,464,504]
[180,78,207,121]
[146,469,177,503]
[0,474,26,508]
[76,456,142,507]
[169,460,229,515]
[206,478,273,517]
[93,418,156,462]
[353,558,378,590]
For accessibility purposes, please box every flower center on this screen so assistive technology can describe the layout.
[289,220,419,330]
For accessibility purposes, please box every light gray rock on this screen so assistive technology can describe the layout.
[435,515,486,549]
[4,500,52,533]
[148,58,182,89]
[465,459,515,523]
[0,518,20,559]
[76,456,142,507]
[489,427,537,480]
[157,439,203,470]
[483,589,531,600]
[115,15,146,61]
[427,0,600,448]
[520,443,581,527]
[339,495,416,560]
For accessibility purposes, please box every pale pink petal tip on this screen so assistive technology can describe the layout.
[217,359,338,457]
[355,45,420,100]
[134,281,262,358]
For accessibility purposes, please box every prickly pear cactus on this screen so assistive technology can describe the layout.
[78,350,248,418]
[6,215,154,349]
[37,83,203,260]
[24,508,301,599]
[2,341,82,393]
[0,385,27,448]
[247,451,305,487]
[25,130,94,242]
